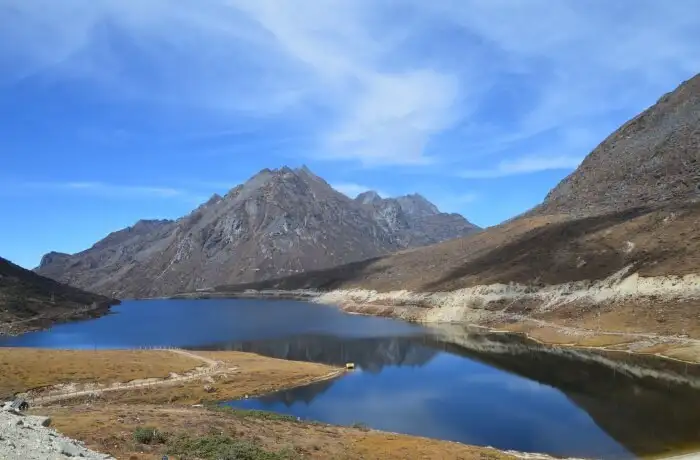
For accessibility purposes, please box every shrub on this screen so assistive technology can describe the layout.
[166,434,297,460]
[133,426,167,444]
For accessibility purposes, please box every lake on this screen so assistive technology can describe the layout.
[3,299,700,459]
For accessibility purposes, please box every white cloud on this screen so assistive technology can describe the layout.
[11,180,203,201]
[430,0,700,141]
[1,0,461,167]
[460,155,583,179]
[2,0,699,172]
[331,183,388,199]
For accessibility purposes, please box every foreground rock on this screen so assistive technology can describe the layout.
[0,406,113,460]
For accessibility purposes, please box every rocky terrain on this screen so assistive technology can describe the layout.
[531,73,700,217]
[0,256,118,335]
[36,167,478,298]
[217,73,700,337]
[0,405,113,460]
[355,191,478,247]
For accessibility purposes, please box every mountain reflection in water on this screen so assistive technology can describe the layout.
[212,329,700,459]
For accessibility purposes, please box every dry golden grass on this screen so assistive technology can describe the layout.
[0,348,203,398]
[78,352,340,406]
[40,404,514,460]
[662,345,700,363]
[1,348,339,406]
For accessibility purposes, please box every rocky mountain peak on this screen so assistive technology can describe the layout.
[395,194,440,218]
[355,191,383,205]
[38,251,70,269]
[36,166,479,298]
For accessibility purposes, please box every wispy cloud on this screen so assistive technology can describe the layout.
[427,192,480,215]
[460,155,583,179]
[10,180,205,202]
[2,0,699,173]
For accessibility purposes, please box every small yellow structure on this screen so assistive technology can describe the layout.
[345,362,355,370]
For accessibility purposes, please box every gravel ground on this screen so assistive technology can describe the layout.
[0,405,113,460]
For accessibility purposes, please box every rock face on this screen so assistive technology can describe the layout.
[355,192,480,248]
[0,406,114,459]
[533,73,700,217]
[36,166,479,298]
[0,256,118,335]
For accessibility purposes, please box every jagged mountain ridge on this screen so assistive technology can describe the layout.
[36,166,479,298]
[355,191,479,247]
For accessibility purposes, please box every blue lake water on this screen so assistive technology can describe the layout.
[0,299,423,349]
[3,299,700,459]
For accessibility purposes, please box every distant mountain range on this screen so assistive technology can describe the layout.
[0,256,118,335]
[36,166,479,298]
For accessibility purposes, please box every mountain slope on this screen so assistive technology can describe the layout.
[36,167,479,298]
[0,256,118,334]
[532,73,700,217]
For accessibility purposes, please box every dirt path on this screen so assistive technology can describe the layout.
[29,348,226,406]
[166,347,221,367]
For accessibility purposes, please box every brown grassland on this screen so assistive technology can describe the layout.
[3,347,514,459]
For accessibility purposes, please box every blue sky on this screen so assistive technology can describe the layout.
[1,0,700,269]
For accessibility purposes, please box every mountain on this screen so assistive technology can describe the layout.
[0,256,118,335]
[36,166,479,298]
[532,73,700,217]
[354,191,479,247]
[220,74,700,336]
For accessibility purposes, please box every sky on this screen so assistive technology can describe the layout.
[1,0,700,269]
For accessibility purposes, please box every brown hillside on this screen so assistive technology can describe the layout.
[533,73,700,217]
[0,256,118,334]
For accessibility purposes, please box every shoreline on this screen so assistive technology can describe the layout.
[0,300,119,337]
[165,283,700,365]
[3,334,699,458]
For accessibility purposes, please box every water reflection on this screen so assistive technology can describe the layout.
[192,334,438,373]
[221,329,700,459]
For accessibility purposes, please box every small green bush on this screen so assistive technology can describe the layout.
[133,426,167,444]
[166,434,297,460]
[211,406,298,422]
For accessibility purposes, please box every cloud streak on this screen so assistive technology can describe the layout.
[9,180,204,202]
[1,0,699,174]
[460,155,583,179]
